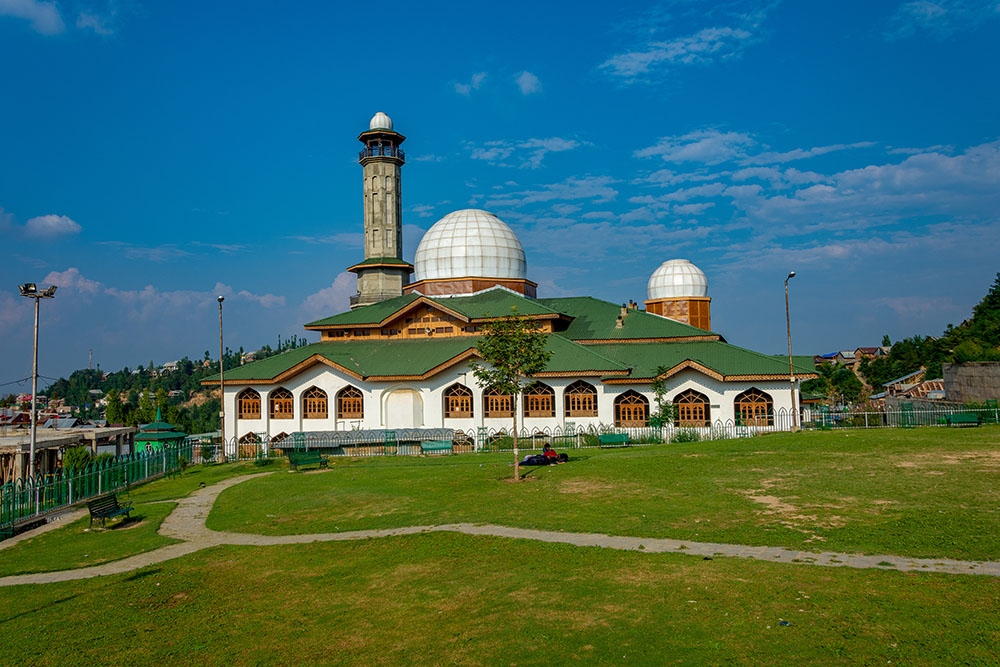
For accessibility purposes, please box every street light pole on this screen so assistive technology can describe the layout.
[18,283,57,478]
[218,295,225,463]
[785,272,798,432]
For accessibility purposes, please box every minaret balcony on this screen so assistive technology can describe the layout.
[359,145,405,161]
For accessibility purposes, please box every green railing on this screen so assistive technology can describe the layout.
[0,442,195,539]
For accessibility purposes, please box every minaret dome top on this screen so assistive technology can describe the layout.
[369,112,393,131]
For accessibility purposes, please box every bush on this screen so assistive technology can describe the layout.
[670,429,701,443]
[62,446,92,473]
[200,445,214,463]
[94,452,116,465]
[178,455,189,471]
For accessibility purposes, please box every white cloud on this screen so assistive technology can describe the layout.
[0,291,30,336]
[886,0,1000,39]
[485,176,619,208]
[514,71,542,94]
[76,9,113,35]
[743,141,876,165]
[601,25,754,82]
[410,204,437,218]
[24,214,81,238]
[454,72,487,96]
[470,137,581,169]
[635,130,755,164]
[42,267,102,294]
[98,242,190,261]
[0,0,64,35]
[300,272,355,320]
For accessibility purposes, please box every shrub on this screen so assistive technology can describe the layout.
[62,446,92,473]
[94,452,116,465]
[670,429,701,443]
[200,445,214,463]
[178,455,189,471]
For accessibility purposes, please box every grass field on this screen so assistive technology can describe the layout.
[208,426,1000,561]
[1,427,998,665]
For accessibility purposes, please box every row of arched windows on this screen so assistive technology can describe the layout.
[235,384,775,427]
[237,386,363,421]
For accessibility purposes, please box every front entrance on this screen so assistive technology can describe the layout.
[384,389,424,428]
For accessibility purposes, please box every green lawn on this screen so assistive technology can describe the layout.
[0,462,263,577]
[208,427,1000,561]
[1,533,998,665]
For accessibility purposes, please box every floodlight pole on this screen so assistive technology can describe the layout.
[18,283,56,478]
[785,272,798,432]
[218,295,225,462]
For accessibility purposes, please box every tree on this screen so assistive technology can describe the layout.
[62,446,92,473]
[471,309,552,481]
[882,334,891,347]
[155,388,169,412]
[137,390,155,425]
[649,367,675,429]
[105,389,125,424]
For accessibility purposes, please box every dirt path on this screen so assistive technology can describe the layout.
[2,472,998,587]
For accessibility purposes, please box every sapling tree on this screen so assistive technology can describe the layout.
[472,309,552,481]
[649,365,675,435]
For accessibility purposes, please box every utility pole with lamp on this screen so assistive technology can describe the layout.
[18,283,57,478]
[784,272,798,431]
[218,295,225,462]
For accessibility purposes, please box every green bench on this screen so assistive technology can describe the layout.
[87,493,134,529]
[598,433,630,448]
[420,440,453,454]
[288,450,328,471]
[946,413,981,427]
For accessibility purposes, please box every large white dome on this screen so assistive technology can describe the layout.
[647,259,708,300]
[369,111,393,131]
[413,209,527,282]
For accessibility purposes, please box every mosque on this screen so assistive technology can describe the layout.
[215,113,816,443]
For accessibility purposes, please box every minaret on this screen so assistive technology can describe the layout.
[347,111,414,309]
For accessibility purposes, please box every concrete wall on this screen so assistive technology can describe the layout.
[943,362,1000,403]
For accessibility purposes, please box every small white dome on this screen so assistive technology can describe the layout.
[647,259,708,300]
[369,111,393,131]
[414,209,527,283]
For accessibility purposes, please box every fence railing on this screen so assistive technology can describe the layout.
[1,443,194,538]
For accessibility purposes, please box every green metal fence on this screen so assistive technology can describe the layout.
[0,442,194,539]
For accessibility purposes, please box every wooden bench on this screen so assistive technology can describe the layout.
[87,493,133,529]
[287,451,328,471]
[420,440,453,454]
[598,433,630,448]
[946,412,981,427]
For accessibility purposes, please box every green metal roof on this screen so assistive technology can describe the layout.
[583,341,819,380]
[439,290,565,319]
[538,296,720,341]
[305,293,421,327]
[135,431,187,442]
[350,257,413,267]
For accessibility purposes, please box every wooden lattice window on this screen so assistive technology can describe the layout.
[337,385,364,420]
[614,390,649,427]
[735,388,774,426]
[238,431,261,444]
[523,382,555,418]
[443,384,473,419]
[237,388,261,420]
[302,386,328,419]
[269,387,294,420]
[564,380,598,418]
[484,387,513,418]
[270,432,289,443]
[674,389,710,427]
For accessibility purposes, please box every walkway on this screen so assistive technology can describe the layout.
[2,472,999,587]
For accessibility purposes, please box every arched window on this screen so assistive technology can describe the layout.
[237,388,261,420]
[443,384,473,419]
[674,389,710,427]
[484,386,513,418]
[523,382,555,418]
[614,390,649,427]
[269,388,293,420]
[735,388,774,426]
[337,385,364,420]
[238,432,261,444]
[270,432,289,443]
[302,387,328,419]
[564,380,598,418]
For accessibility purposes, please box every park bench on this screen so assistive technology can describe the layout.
[598,433,630,448]
[287,450,328,471]
[87,493,133,529]
[420,440,453,454]
[946,412,981,427]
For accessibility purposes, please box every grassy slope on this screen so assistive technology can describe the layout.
[1,533,998,665]
[208,427,1000,561]
[0,462,263,577]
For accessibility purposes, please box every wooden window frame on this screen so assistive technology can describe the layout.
[614,390,649,427]
[443,384,473,419]
[674,389,710,427]
[523,382,555,418]
[269,387,294,420]
[735,388,774,426]
[564,380,598,418]
[336,385,364,420]
[237,388,261,420]
[484,387,514,419]
[302,386,328,420]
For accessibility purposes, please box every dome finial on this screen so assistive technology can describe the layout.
[369,111,393,131]
[647,259,708,300]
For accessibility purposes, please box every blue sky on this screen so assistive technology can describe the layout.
[2,0,999,388]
